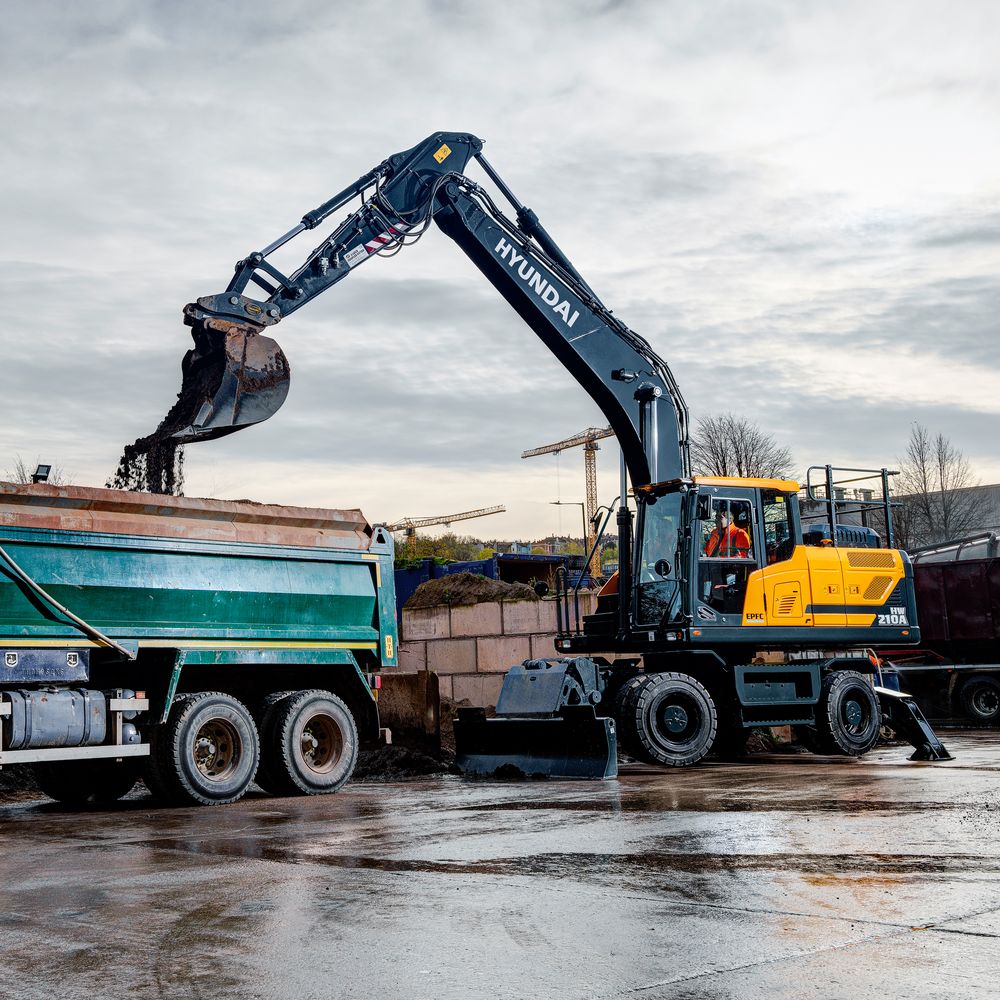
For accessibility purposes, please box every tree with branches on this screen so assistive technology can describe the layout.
[690,413,794,479]
[894,424,987,550]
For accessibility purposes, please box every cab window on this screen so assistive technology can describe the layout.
[635,492,681,626]
[762,491,796,565]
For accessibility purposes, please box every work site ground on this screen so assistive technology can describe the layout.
[1,730,997,1000]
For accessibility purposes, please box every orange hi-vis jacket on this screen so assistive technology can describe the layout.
[705,523,752,558]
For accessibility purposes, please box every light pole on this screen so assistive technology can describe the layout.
[550,501,591,576]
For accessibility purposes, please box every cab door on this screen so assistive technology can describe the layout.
[758,492,813,628]
[695,496,758,624]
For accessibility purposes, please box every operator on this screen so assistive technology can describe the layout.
[705,508,752,558]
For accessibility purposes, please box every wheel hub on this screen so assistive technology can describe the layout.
[662,704,690,734]
[299,714,343,774]
[844,699,864,728]
[974,689,999,714]
[193,719,239,780]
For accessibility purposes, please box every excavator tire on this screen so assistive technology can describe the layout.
[623,672,718,767]
[810,670,881,756]
[614,675,655,764]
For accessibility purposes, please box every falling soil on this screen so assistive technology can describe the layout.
[105,344,228,495]
[405,572,539,610]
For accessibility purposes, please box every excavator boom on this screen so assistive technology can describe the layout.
[172,132,689,492]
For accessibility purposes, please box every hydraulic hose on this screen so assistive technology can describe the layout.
[0,543,136,660]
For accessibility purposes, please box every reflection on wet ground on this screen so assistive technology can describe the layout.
[1,731,998,1000]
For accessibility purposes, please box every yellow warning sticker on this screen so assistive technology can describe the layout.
[433,143,452,164]
[385,634,394,660]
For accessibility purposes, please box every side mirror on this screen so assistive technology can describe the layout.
[654,558,672,577]
[533,581,550,597]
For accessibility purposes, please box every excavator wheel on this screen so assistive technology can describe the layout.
[621,672,718,767]
[614,675,654,763]
[808,670,881,757]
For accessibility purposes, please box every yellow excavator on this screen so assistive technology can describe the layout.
[166,130,949,776]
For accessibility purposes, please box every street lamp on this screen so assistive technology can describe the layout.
[549,500,588,556]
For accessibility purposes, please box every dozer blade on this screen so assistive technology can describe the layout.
[171,306,290,444]
[454,706,618,779]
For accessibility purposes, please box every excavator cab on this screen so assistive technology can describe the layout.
[170,300,290,444]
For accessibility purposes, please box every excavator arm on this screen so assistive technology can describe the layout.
[176,131,689,493]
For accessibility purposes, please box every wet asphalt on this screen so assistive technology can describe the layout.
[1,731,998,1000]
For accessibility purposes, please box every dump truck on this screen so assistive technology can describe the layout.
[0,481,396,806]
[882,532,1000,725]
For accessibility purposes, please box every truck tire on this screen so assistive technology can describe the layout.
[260,689,358,796]
[254,690,295,794]
[147,692,260,806]
[959,675,1000,724]
[33,759,141,806]
[623,672,717,767]
[811,670,881,756]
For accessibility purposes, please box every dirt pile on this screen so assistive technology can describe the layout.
[0,766,40,801]
[405,572,539,610]
[353,745,456,781]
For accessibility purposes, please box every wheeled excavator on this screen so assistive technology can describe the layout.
[169,131,949,777]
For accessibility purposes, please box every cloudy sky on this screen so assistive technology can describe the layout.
[2,1,998,539]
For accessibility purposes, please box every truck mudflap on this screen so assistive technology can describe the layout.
[875,686,953,761]
[454,705,617,779]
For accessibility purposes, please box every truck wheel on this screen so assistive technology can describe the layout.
[812,671,881,756]
[261,689,358,796]
[254,690,295,794]
[960,676,1000,724]
[33,759,141,806]
[147,692,259,806]
[625,672,717,767]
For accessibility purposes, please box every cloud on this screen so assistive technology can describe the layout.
[2,1,999,538]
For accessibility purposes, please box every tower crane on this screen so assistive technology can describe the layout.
[522,426,614,578]
[381,505,506,542]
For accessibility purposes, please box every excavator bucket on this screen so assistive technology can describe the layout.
[453,660,618,779]
[170,305,290,444]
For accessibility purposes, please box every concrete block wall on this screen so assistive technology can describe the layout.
[397,595,598,706]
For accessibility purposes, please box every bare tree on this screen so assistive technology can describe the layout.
[895,424,987,549]
[5,456,69,486]
[690,413,794,479]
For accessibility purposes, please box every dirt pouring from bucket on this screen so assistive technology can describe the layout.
[106,345,229,495]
